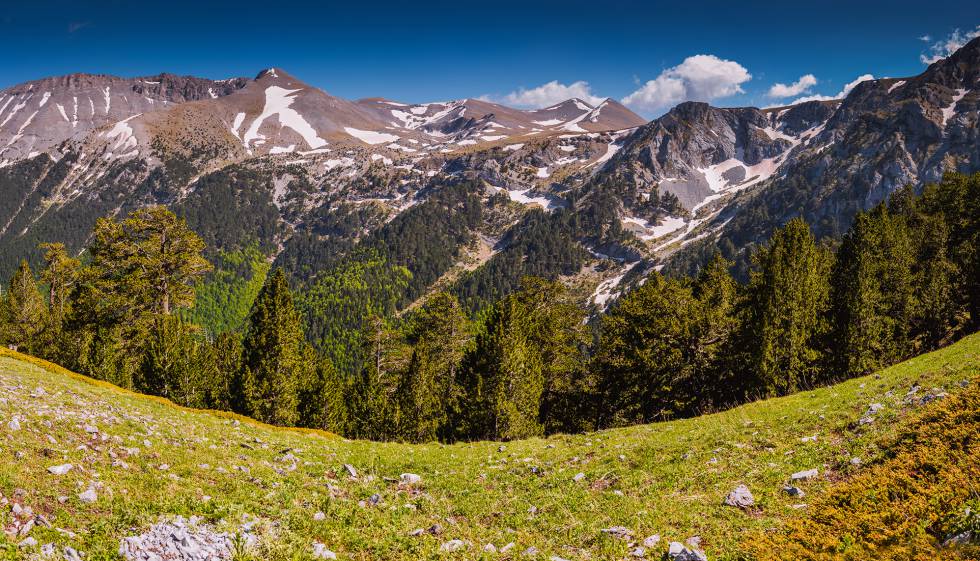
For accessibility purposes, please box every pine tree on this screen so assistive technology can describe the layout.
[594,273,698,426]
[38,242,81,332]
[396,293,470,442]
[738,218,832,396]
[87,205,211,319]
[238,269,305,426]
[691,253,739,407]
[456,278,586,440]
[512,278,589,435]
[0,260,47,353]
[137,316,211,408]
[347,315,409,440]
[209,332,243,411]
[829,206,915,378]
[297,347,347,433]
[67,206,212,386]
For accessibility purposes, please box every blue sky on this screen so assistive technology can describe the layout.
[2,0,978,116]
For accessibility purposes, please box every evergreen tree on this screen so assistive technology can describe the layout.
[297,350,347,433]
[238,269,306,426]
[137,316,212,408]
[0,260,47,353]
[208,332,243,411]
[513,278,590,435]
[456,278,587,440]
[912,213,959,349]
[38,242,80,332]
[829,206,916,378]
[86,205,211,319]
[396,293,470,442]
[737,218,832,396]
[691,253,740,407]
[347,315,410,440]
[594,273,699,426]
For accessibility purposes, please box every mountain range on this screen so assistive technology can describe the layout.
[1,38,978,313]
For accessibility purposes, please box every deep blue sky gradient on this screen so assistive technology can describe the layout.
[2,0,978,114]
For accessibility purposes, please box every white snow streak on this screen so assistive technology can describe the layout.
[242,86,327,151]
[344,127,400,145]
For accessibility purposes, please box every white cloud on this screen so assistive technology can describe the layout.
[920,26,980,64]
[621,54,752,114]
[790,74,875,104]
[496,80,606,109]
[767,74,818,98]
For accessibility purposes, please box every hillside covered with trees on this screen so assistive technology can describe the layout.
[0,173,977,443]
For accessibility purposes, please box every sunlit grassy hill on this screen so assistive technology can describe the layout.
[0,335,978,560]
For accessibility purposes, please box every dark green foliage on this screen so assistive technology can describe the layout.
[0,260,47,354]
[0,155,147,279]
[594,255,737,426]
[368,181,483,306]
[0,172,976,446]
[208,332,243,411]
[346,315,410,440]
[86,206,212,316]
[38,242,81,333]
[274,203,381,281]
[237,269,307,426]
[735,218,833,396]
[396,293,471,442]
[829,206,916,377]
[453,278,589,441]
[173,165,283,255]
[297,349,347,433]
[455,209,589,312]
[137,315,214,408]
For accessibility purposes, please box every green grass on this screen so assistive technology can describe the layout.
[0,334,978,560]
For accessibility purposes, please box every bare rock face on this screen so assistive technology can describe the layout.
[0,73,248,163]
[599,100,834,212]
[693,36,980,259]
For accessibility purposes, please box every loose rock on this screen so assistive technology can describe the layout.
[440,539,466,552]
[601,526,632,540]
[642,535,661,548]
[723,484,754,508]
[312,543,337,559]
[400,473,421,485]
[782,485,805,497]
[118,516,238,561]
[666,541,708,561]
[791,468,819,481]
[47,464,73,476]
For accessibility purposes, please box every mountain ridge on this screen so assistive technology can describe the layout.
[1,39,978,313]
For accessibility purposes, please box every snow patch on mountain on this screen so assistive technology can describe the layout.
[344,127,400,145]
[623,215,687,240]
[103,114,141,151]
[242,86,327,152]
[941,89,968,127]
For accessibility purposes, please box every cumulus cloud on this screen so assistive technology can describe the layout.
[920,26,980,64]
[789,74,875,104]
[620,54,751,114]
[767,74,817,98]
[495,80,606,109]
